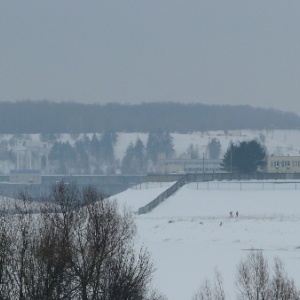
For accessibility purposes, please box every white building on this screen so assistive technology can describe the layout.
[267,156,300,173]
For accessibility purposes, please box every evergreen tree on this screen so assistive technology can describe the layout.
[90,133,102,173]
[146,131,174,164]
[121,139,147,174]
[134,138,147,172]
[49,141,76,174]
[221,140,266,173]
[186,144,199,159]
[163,132,175,158]
[74,140,90,173]
[207,138,221,159]
[90,133,101,159]
[146,132,158,164]
[121,142,135,174]
[101,132,117,165]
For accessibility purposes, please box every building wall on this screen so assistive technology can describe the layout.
[267,156,300,173]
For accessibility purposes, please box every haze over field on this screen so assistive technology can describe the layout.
[2,2,300,115]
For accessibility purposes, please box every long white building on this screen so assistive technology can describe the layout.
[267,155,300,173]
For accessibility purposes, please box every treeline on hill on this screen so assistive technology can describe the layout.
[47,132,222,175]
[0,101,300,133]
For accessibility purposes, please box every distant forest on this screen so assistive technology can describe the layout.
[1,101,300,133]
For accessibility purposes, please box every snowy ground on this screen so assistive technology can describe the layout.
[112,181,300,300]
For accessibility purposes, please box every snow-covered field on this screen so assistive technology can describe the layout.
[112,181,300,299]
[2,130,300,298]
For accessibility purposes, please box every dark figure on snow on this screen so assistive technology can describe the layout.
[230,211,233,218]
[236,211,239,218]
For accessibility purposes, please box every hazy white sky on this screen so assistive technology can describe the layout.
[1,1,300,114]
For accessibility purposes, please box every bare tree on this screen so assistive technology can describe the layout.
[193,270,225,300]
[0,208,13,299]
[37,182,156,299]
[213,270,226,300]
[236,250,300,300]
[193,251,300,300]
[0,182,163,300]
[236,250,270,300]
[193,279,213,300]
[270,257,300,300]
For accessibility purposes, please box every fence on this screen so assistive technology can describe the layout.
[138,175,187,214]
[187,180,300,191]
[130,182,174,190]
[185,172,300,182]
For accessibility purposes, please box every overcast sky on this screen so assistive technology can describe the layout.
[1,1,300,114]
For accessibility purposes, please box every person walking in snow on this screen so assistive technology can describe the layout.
[236,211,239,218]
[230,211,233,218]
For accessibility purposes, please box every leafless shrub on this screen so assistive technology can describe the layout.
[270,257,300,300]
[214,270,226,300]
[193,279,213,300]
[236,250,300,300]
[193,270,225,300]
[236,250,270,300]
[193,251,300,300]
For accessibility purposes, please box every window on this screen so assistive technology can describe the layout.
[271,160,279,167]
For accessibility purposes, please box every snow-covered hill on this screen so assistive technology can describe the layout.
[112,181,300,299]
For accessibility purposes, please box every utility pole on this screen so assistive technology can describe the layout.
[231,147,233,174]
